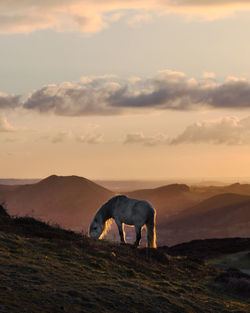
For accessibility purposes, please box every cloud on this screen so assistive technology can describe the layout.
[1,1,250,34]
[23,81,122,116]
[0,93,20,109]
[0,116,16,132]
[3,69,250,116]
[170,116,250,145]
[126,13,152,27]
[109,70,250,111]
[76,124,104,144]
[124,116,250,146]
[202,72,216,79]
[76,133,104,144]
[51,130,72,143]
[128,76,141,84]
[124,131,168,146]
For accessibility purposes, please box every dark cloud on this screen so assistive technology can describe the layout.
[207,80,250,108]
[110,73,250,111]
[23,82,122,116]
[0,94,21,110]
[21,73,250,115]
[3,71,250,116]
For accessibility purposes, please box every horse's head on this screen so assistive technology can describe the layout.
[89,217,104,239]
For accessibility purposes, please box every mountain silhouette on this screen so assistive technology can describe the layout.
[126,184,204,220]
[160,193,250,245]
[0,175,114,231]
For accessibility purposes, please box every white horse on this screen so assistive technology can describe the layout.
[89,195,157,248]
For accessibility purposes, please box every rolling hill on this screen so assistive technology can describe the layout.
[160,193,250,246]
[0,178,206,244]
[126,184,204,220]
[191,183,250,197]
[2,177,250,247]
[0,175,114,232]
[0,208,250,312]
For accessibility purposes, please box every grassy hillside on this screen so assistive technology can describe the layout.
[0,207,250,313]
[3,177,250,247]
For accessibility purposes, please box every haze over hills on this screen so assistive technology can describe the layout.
[1,175,250,246]
[161,193,250,246]
[126,184,205,220]
[0,179,40,185]
[191,183,250,198]
[0,175,114,231]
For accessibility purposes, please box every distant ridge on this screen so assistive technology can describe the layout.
[161,192,250,245]
[0,175,114,231]
[0,178,40,185]
[127,183,190,197]
[125,183,202,221]
[171,193,250,220]
[192,182,250,197]
[2,177,250,246]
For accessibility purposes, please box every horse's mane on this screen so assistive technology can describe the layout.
[104,195,127,206]
[99,195,127,216]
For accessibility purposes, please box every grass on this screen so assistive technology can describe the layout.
[0,207,250,312]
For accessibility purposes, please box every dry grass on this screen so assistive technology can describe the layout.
[0,207,250,313]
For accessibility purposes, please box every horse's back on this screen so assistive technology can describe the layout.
[113,195,155,226]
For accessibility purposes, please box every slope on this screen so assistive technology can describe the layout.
[191,183,250,198]
[0,175,114,231]
[161,193,250,245]
[0,210,249,313]
[126,184,204,220]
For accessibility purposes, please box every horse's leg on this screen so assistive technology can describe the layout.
[146,220,157,248]
[134,226,142,247]
[116,221,126,244]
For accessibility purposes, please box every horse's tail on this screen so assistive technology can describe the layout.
[146,209,157,248]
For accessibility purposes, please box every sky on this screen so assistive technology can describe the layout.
[2,1,250,180]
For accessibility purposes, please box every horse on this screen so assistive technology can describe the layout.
[89,195,157,248]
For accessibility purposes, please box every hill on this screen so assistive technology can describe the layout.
[0,208,250,312]
[0,179,206,245]
[0,175,114,231]
[191,183,250,197]
[160,193,250,246]
[0,178,40,185]
[126,184,204,220]
[2,177,250,246]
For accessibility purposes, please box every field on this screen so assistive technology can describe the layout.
[0,211,250,313]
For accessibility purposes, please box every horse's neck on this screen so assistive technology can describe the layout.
[98,203,113,223]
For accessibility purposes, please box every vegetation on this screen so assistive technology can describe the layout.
[0,206,250,313]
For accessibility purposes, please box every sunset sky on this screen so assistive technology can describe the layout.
[1,1,250,180]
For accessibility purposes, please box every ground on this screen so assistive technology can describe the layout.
[0,212,250,313]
